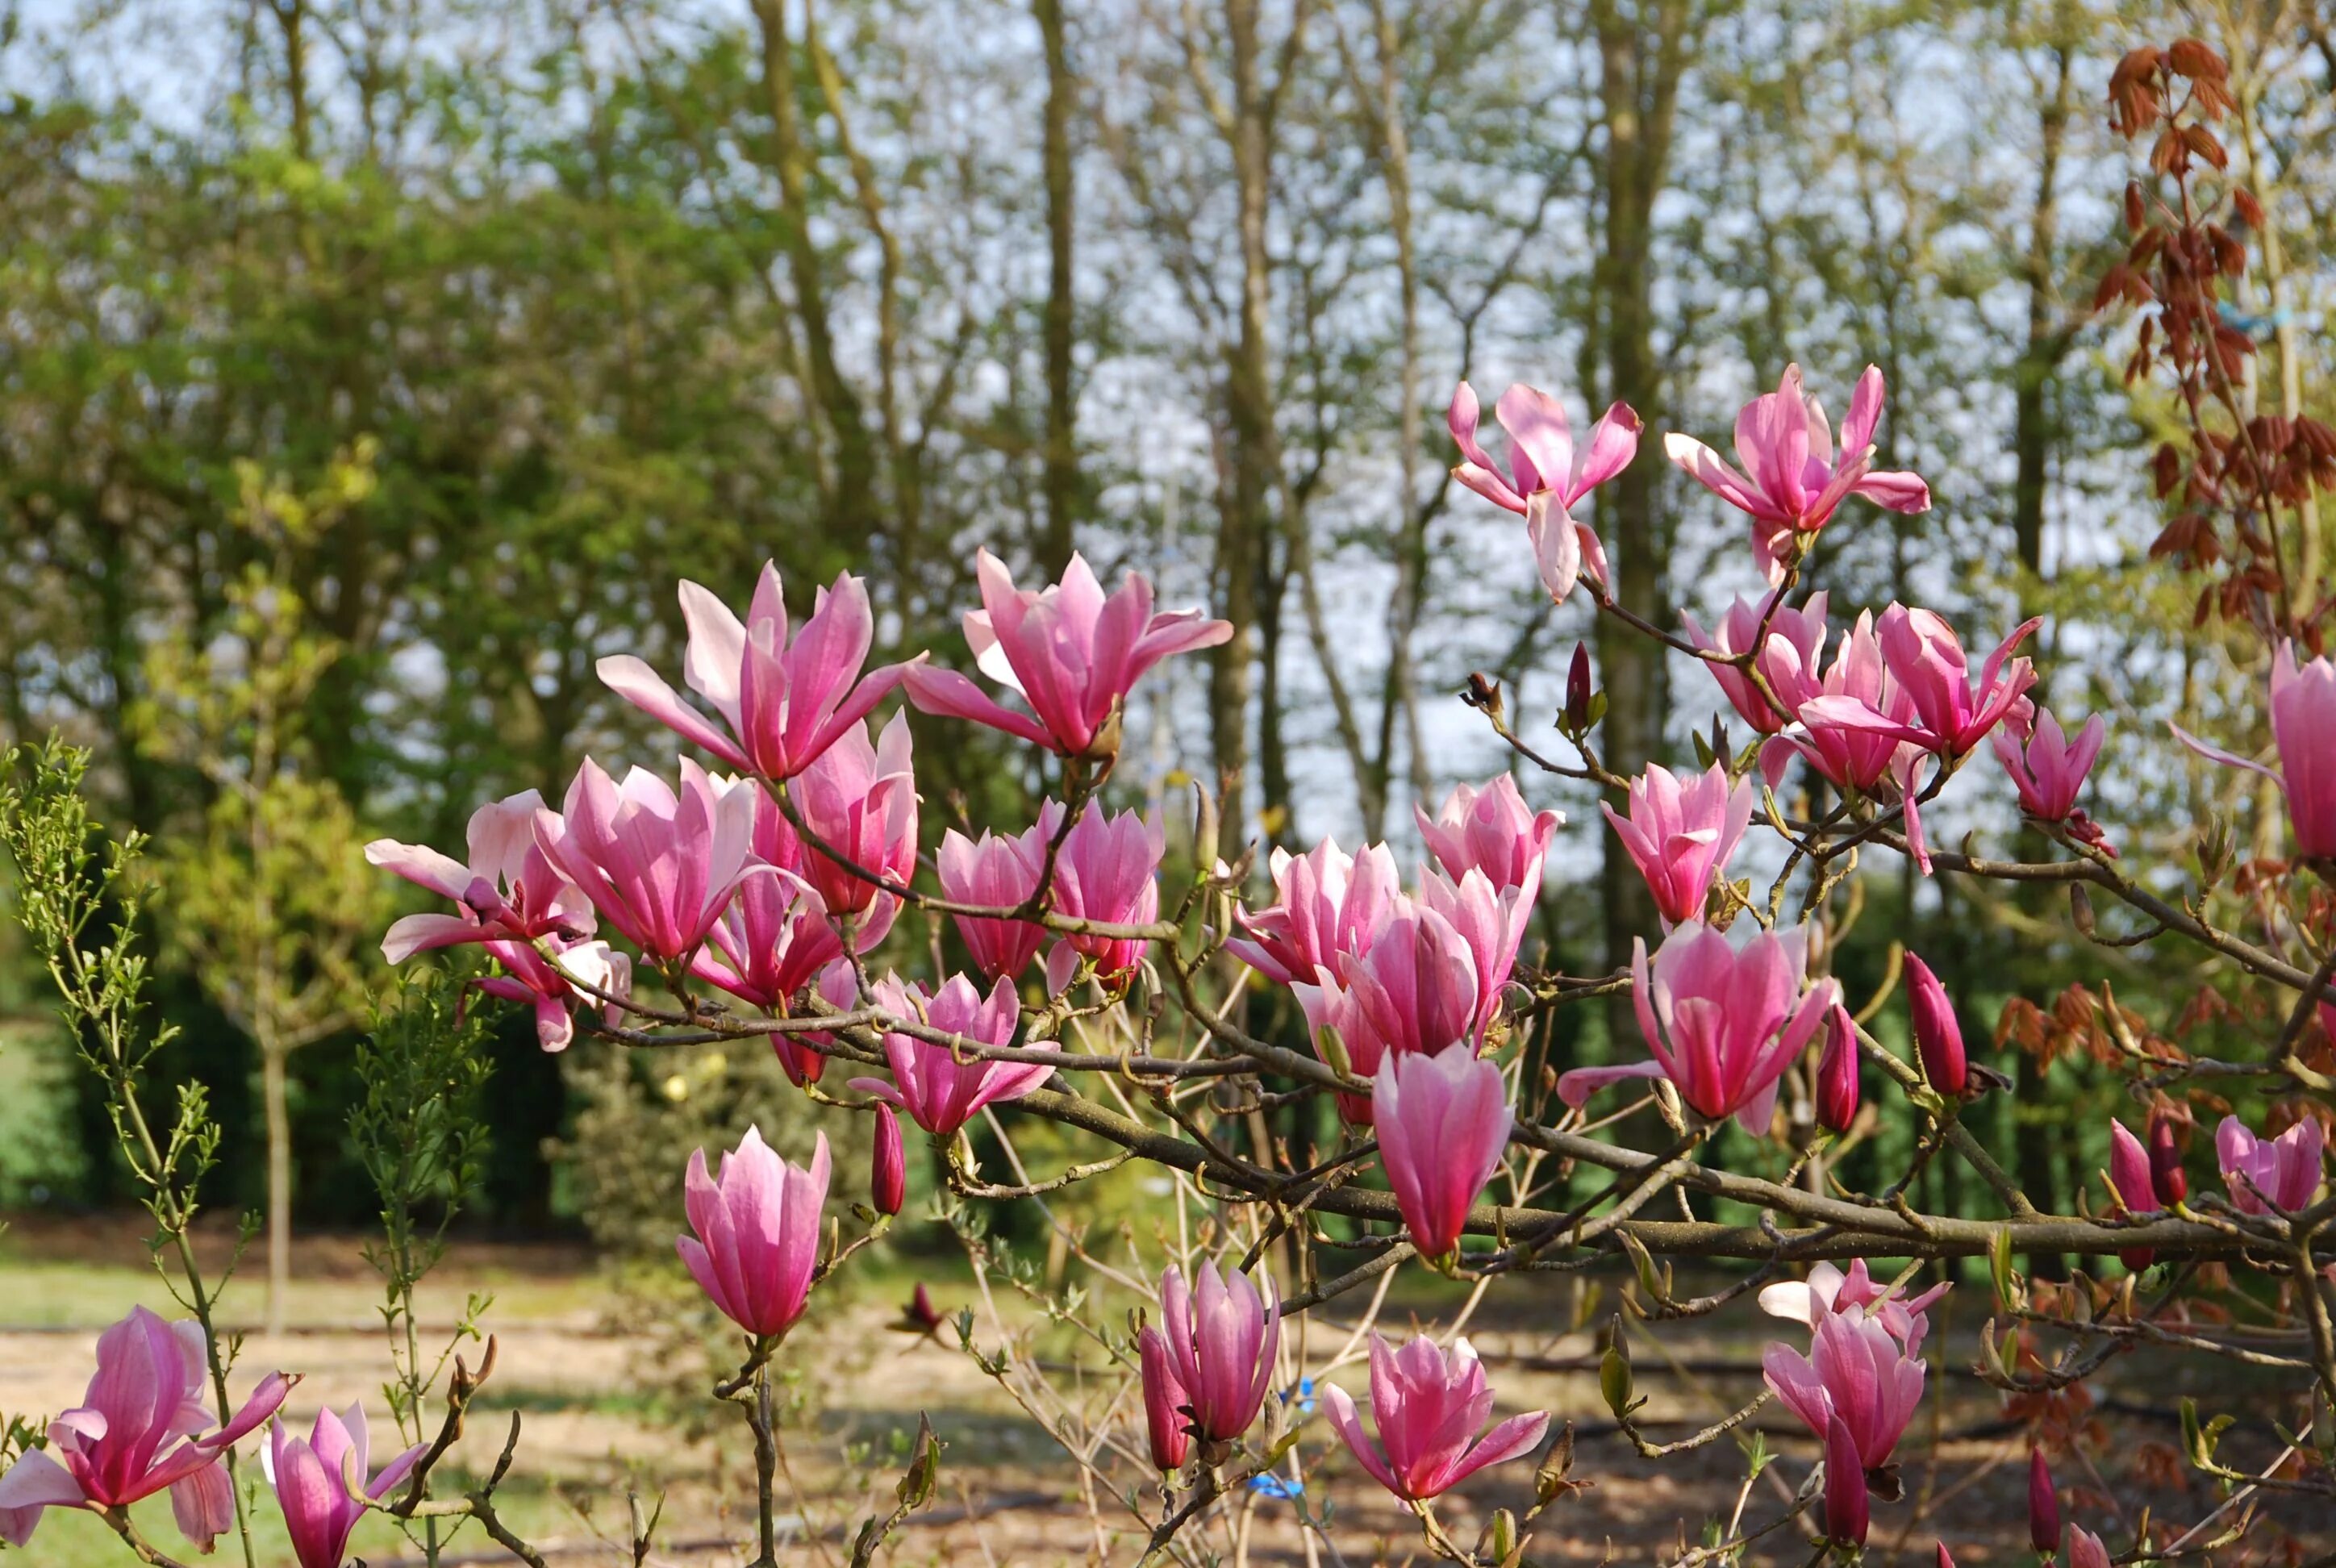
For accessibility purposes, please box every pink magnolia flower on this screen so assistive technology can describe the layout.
[939,802,1066,982]
[1295,902,1480,1123]
[904,551,1232,760]
[475,935,633,1053]
[1324,1335,1549,1503]
[1761,611,1915,794]
[1136,1326,1192,1471]
[1225,837,1402,986]
[1994,708,2113,853]
[265,1404,428,1568]
[2172,640,2336,859]
[1416,868,1531,1038]
[2216,1115,2324,1214]
[772,711,919,920]
[2068,1525,2112,1568]
[850,973,1052,1138]
[1763,1306,1927,1473]
[1601,762,1754,928]
[1664,365,1931,582]
[1050,803,1165,982]
[1805,605,2039,758]
[1416,774,1563,901]
[1557,921,1839,1135]
[367,790,594,963]
[599,565,919,781]
[534,757,761,963]
[1448,382,1641,601]
[1681,590,1832,734]
[693,788,881,1084]
[1758,611,1939,871]
[0,1307,291,1551]
[1154,1264,1280,1445]
[1374,1043,1512,1260]
[677,1126,830,1340]
[1758,1260,1946,1355]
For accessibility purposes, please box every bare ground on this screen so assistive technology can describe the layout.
[2,1216,2328,1566]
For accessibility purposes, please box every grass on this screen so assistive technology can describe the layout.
[0,1239,607,1332]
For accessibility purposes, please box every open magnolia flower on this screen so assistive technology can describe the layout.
[904,551,1231,761]
[1448,381,1641,602]
[598,564,921,782]
[1664,363,1930,581]
[0,1308,291,1551]
[1557,920,1840,1134]
[2173,640,2336,860]
[1323,1335,1548,1503]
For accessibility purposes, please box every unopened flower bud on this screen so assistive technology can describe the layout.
[1598,1321,1633,1419]
[2027,1446,2060,1556]
[1563,644,1594,734]
[1904,953,1967,1098]
[1137,1326,1191,1473]
[871,1102,906,1216]
[1462,670,1504,720]
[2149,1111,2188,1207]
[1487,1508,1518,1564]
[1533,1420,1576,1503]
[1817,1004,1860,1134]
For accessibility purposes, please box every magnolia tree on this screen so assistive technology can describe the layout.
[2,35,2334,1568]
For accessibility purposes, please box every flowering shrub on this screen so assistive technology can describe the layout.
[2,35,2334,1568]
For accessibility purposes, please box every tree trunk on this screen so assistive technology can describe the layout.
[2013,36,2072,578]
[1036,0,1080,576]
[1212,0,1277,848]
[263,1036,292,1337]
[752,0,877,543]
[1591,0,1691,1033]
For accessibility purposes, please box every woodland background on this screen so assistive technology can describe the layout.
[0,0,2330,1261]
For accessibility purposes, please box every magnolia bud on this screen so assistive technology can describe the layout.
[1137,1326,1191,1473]
[1904,953,1967,1098]
[1487,1508,1519,1564]
[1534,1421,1576,1503]
[1462,670,1504,719]
[1562,644,1594,734]
[871,1103,906,1216]
[1936,1547,1957,1568]
[1599,1320,1634,1419]
[2149,1111,2188,1206]
[1817,1004,1860,1134]
[2109,1119,2158,1271]
[2027,1446,2060,1556]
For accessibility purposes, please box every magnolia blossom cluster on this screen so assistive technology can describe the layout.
[298,346,2336,1560]
[366,557,1196,1062]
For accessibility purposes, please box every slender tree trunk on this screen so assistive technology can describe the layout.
[752,0,877,542]
[1212,0,1277,847]
[1590,0,1690,1033]
[1036,0,1081,575]
[263,1036,292,1336]
[2013,36,2072,578]
[1362,1,1428,833]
